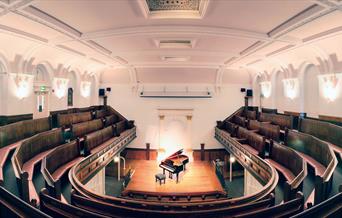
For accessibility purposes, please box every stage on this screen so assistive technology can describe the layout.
[124,159,225,194]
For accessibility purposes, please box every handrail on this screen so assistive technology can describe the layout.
[215,128,279,203]
[291,190,342,217]
[0,186,50,218]
[223,106,244,122]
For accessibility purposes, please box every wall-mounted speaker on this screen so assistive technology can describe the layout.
[240,88,246,92]
[246,89,253,97]
[106,87,111,92]
[99,88,105,97]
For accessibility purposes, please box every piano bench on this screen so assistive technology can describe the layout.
[155,173,166,185]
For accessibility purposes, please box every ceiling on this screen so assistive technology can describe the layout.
[0,0,342,84]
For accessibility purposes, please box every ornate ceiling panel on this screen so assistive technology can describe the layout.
[146,0,200,11]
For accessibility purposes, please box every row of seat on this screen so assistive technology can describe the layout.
[220,106,341,206]
[120,190,228,202]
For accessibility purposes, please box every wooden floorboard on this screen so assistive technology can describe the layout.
[124,160,224,194]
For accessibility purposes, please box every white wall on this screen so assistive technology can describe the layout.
[253,68,342,117]
[102,83,249,150]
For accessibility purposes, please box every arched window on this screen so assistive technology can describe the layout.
[0,62,5,73]
[68,87,73,106]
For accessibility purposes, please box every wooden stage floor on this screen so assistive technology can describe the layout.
[124,160,225,194]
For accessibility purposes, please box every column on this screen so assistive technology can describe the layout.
[158,115,165,151]
[185,115,192,151]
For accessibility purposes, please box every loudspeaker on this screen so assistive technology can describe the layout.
[240,88,246,92]
[106,87,111,92]
[99,88,105,96]
[246,89,253,97]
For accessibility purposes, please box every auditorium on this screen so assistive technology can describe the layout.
[0,0,341,217]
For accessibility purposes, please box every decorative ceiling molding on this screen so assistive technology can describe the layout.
[153,38,197,49]
[0,0,33,17]
[268,4,332,38]
[111,49,239,57]
[265,44,295,57]
[0,23,48,43]
[21,5,81,37]
[131,62,219,69]
[56,45,86,57]
[215,65,224,90]
[312,0,342,9]
[86,40,112,55]
[227,4,337,68]
[81,25,298,44]
[161,56,190,62]
[138,0,209,19]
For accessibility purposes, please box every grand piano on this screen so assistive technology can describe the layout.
[159,149,189,183]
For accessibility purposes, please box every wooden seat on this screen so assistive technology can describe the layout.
[296,151,325,177]
[0,141,23,184]
[22,150,53,181]
[266,159,295,181]
[51,156,83,180]
[330,143,342,159]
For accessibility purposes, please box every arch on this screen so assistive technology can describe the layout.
[90,73,99,105]
[33,63,53,87]
[252,73,262,108]
[297,61,319,114]
[0,51,11,74]
[298,62,320,117]
[274,70,286,113]
[66,70,79,107]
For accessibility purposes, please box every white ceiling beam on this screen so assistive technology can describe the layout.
[81,26,300,44]
[0,0,33,16]
[227,4,337,67]
[132,62,220,69]
[311,0,341,9]
[110,49,240,57]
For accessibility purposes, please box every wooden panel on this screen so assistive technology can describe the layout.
[319,114,342,124]
[193,149,227,161]
[124,148,158,160]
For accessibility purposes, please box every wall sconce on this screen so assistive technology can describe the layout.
[282,78,299,100]
[53,77,69,99]
[318,74,340,102]
[260,81,271,98]
[11,73,32,99]
[80,81,91,97]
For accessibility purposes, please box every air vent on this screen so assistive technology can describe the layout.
[161,56,190,62]
[159,39,193,49]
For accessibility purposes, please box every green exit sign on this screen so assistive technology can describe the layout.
[40,86,46,91]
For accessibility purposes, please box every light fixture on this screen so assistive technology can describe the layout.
[53,78,69,99]
[282,78,299,99]
[230,156,235,163]
[80,81,91,97]
[260,81,271,98]
[11,73,32,99]
[114,156,120,163]
[318,74,340,102]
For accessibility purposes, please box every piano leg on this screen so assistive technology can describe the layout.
[163,169,165,175]
[169,172,172,179]
[176,173,179,183]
